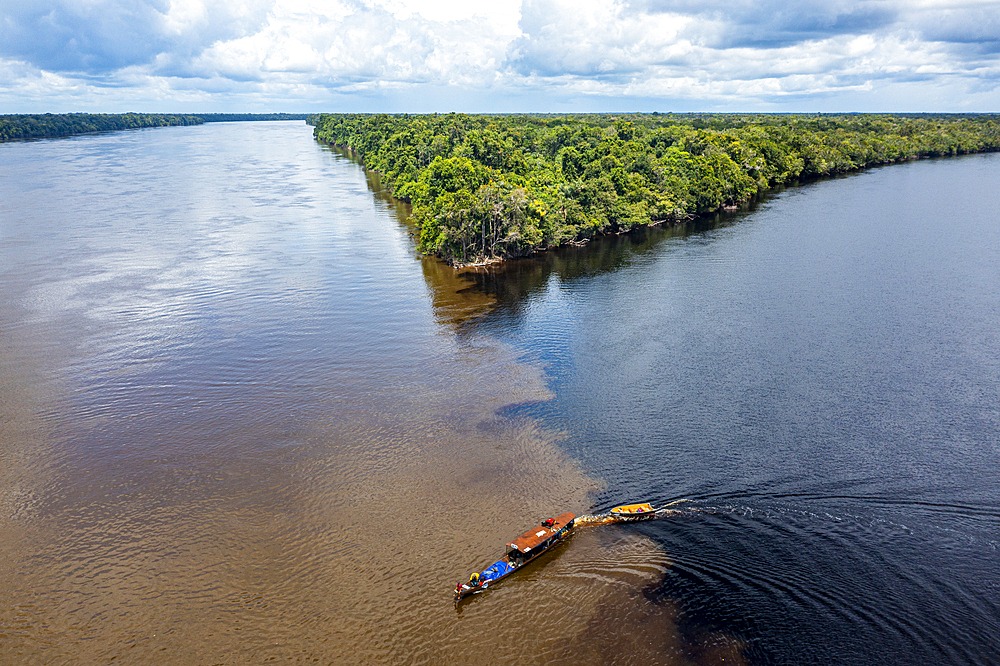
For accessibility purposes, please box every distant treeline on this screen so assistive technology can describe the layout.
[309,113,1000,266]
[196,113,309,123]
[0,112,308,141]
[0,113,204,141]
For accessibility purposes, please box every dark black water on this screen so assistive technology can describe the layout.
[2,122,998,665]
[462,153,1000,665]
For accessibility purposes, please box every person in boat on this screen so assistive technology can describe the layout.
[469,572,480,586]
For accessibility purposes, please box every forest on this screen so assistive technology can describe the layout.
[0,112,308,142]
[0,113,204,141]
[195,113,309,122]
[308,113,1000,266]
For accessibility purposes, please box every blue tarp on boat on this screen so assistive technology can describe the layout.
[479,559,512,584]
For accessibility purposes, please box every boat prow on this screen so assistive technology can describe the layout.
[610,502,655,521]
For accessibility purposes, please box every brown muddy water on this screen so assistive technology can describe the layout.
[4,122,1000,666]
[0,122,736,665]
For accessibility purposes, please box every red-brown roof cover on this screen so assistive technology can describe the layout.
[508,512,575,553]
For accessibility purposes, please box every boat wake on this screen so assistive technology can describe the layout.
[574,499,691,527]
[454,501,689,602]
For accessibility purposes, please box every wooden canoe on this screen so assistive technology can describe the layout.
[454,512,576,601]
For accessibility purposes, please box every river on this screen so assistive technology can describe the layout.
[1,121,998,665]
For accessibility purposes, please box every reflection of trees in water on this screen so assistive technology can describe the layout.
[420,256,497,328]
[325,142,491,330]
[453,204,757,337]
[364,166,413,222]
[412,201,763,336]
[333,136,766,337]
[322,144,502,329]
[326,143,414,224]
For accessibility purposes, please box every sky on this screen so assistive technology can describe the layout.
[1,0,999,113]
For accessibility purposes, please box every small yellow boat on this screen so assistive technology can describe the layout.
[610,503,655,521]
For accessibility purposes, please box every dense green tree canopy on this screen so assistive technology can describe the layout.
[309,113,1000,265]
[194,113,309,122]
[0,113,205,141]
[0,113,308,142]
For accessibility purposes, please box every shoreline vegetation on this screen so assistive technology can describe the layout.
[0,112,308,142]
[307,113,1000,267]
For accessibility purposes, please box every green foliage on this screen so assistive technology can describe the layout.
[1,112,309,142]
[311,112,1000,265]
[199,113,308,122]
[0,113,205,141]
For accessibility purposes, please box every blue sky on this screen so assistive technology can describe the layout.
[1,0,998,113]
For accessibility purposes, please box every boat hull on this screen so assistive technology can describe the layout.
[454,514,575,601]
[610,503,655,521]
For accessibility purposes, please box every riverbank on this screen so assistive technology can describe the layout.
[309,113,1000,267]
[2,121,718,665]
[0,113,309,142]
[0,113,204,141]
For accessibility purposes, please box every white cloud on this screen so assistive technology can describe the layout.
[506,0,693,77]
[0,0,998,111]
[501,0,1000,107]
[174,0,515,89]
